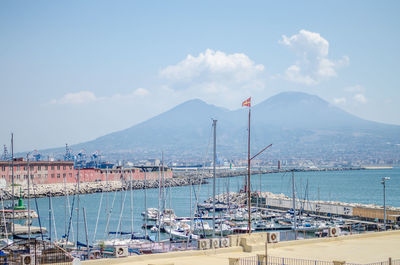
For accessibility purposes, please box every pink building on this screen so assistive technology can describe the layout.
[0,160,75,185]
[0,160,172,185]
[76,166,173,183]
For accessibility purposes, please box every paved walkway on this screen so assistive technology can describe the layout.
[84,230,400,265]
[265,231,400,263]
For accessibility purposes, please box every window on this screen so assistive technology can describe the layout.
[69,173,72,177]
[51,166,54,170]
[45,166,48,170]
[57,165,60,170]
[51,174,55,178]
[63,173,66,178]
[38,174,41,178]
[57,174,60,178]
[1,166,4,171]
[38,166,41,171]
[69,166,72,170]
[30,166,34,170]
[63,166,66,170]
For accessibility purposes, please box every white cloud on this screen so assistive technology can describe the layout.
[51,91,99,105]
[133,88,149,96]
[51,88,150,105]
[160,49,264,83]
[285,65,318,86]
[280,29,349,85]
[333,97,347,105]
[159,49,266,108]
[333,85,368,106]
[344,85,364,93]
[354,93,367,104]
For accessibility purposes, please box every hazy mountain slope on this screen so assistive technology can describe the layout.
[45,92,400,162]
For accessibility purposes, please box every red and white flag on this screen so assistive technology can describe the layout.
[242,97,251,107]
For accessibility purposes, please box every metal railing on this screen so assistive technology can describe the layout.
[0,239,74,265]
[240,256,400,265]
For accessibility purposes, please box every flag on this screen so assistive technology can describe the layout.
[242,97,251,107]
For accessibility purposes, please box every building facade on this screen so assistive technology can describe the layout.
[0,160,172,185]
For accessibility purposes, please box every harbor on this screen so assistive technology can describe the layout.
[0,168,398,263]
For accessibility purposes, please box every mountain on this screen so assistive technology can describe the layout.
[45,92,400,164]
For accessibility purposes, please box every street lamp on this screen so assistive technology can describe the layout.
[381,177,390,230]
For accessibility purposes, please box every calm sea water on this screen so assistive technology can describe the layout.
[20,168,399,243]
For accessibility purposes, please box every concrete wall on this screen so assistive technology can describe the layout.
[263,197,353,216]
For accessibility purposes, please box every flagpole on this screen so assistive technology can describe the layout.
[247,105,251,233]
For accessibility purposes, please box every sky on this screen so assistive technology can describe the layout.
[1,0,399,152]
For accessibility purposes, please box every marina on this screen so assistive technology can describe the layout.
[0,167,398,262]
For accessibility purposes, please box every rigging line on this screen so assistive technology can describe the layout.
[0,189,9,240]
[50,196,58,242]
[66,181,78,243]
[116,187,128,239]
[92,191,104,242]
[191,183,206,238]
[194,121,213,216]
[30,176,44,241]
[66,184,74,243]
[104,190,117,239]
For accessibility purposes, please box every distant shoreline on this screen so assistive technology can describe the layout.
[0,167,369,200]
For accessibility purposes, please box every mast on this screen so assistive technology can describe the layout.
[144,168,147,239]
[11,133,15,238]
[162,152,166,212]
[241,97,272,234]
[157,163,161,242]
[27,153,31,240]
[83,207,89,258]
[212,119,217,237]
[64,170,67,240]
[76,167,80,247]
[130,169,134,238]
[49,194,52,241]
[292,169,297,240]
[247,103,252,233]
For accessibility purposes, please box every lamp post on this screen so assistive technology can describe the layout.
[381,177,390,230]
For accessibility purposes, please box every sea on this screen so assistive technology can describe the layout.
[21,167,399,243]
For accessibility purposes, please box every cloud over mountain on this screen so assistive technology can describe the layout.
[280,30,349,85]
[159,49,266,108]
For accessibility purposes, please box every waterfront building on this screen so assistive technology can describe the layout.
[0,160,172,185]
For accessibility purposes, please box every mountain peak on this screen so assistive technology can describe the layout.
[262,91,326,105]
[44,91,400,162]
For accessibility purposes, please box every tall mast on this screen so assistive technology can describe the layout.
[76,167,80,247]
[11,133,15,238]
[144,168,147,239]
[162,152,166,212]
[157,162,161,242]
[27,153,31,240]
[247,103,252,233]
[130,169,134,237]
[212,119,217,237]
[292,169,297,240]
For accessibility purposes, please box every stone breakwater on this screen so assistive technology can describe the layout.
[0,177,207,200]
[178,167,364,179]
[0,167,362,200]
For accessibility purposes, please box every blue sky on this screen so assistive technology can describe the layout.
[1,0,399,152]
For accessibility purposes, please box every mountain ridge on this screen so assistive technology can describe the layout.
[41,91,400,163]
